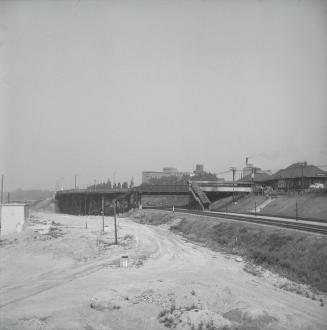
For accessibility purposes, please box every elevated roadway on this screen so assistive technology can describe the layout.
[190,180,253,193]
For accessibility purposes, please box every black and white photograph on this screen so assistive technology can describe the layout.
[0,0,327,329]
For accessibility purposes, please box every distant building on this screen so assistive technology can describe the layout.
[239,162,327,192]
[270,162,327,191]
[193,164,205,176]
[239,171,272,186]
[142,167,189,184]
[243,157,263,178]
[162,167,178,175]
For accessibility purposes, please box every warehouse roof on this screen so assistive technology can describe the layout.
[273,163,327,179]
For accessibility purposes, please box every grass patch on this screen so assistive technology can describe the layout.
[170,214,327,292]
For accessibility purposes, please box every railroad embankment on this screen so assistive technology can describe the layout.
[131,209,327,293]
[141,194,190,208]
[212,193,327,220]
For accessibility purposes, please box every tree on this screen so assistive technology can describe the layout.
[122,182,128,189]
[117,182,122,189]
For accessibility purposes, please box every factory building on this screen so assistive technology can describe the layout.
[142,167,189,184]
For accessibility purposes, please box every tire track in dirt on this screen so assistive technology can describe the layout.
[1,216,326,329]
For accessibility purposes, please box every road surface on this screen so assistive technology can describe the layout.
[0,212,326,329]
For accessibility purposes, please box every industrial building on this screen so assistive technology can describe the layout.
[142,167,189,184]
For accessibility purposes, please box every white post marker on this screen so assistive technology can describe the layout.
[121,255,128,268]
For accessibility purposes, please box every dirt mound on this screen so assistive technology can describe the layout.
[130,209,175,225]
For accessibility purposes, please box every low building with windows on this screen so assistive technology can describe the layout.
[270,162,327,191]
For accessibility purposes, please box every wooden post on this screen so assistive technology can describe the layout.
[1,175,3,204]
[254,201,257,216]
[114,200,118,244]
[295,199,298,221]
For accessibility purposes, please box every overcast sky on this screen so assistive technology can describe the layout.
[1,0,327,191]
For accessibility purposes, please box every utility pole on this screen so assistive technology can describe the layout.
[251,168,255,195]
[230,167,236,203]
[113,200,118,244]
[84,196,88,229]
[84,196,87,215]
[101,196,104,233]
[295,198,298,221]
[254,201,257,216]
[1,174,3,204]
[301,163,304,192]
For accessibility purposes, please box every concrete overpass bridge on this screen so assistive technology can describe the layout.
[55,181,253,215]
[55,185,200,215]
[190,180,253,193]
[55,188,139,215]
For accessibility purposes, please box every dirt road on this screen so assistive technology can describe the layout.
[0,212,326,329]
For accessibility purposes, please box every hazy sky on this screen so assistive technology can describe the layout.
[1,0,327,190]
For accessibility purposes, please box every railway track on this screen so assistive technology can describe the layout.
[171,208,327,235]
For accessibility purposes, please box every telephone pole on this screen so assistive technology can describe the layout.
[1,175,3,204]
[101,196,105,233]
[301,163,305,192]
[230,167,236,203]
[113,200,118,244]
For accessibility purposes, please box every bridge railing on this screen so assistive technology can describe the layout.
[55,188,130,194]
